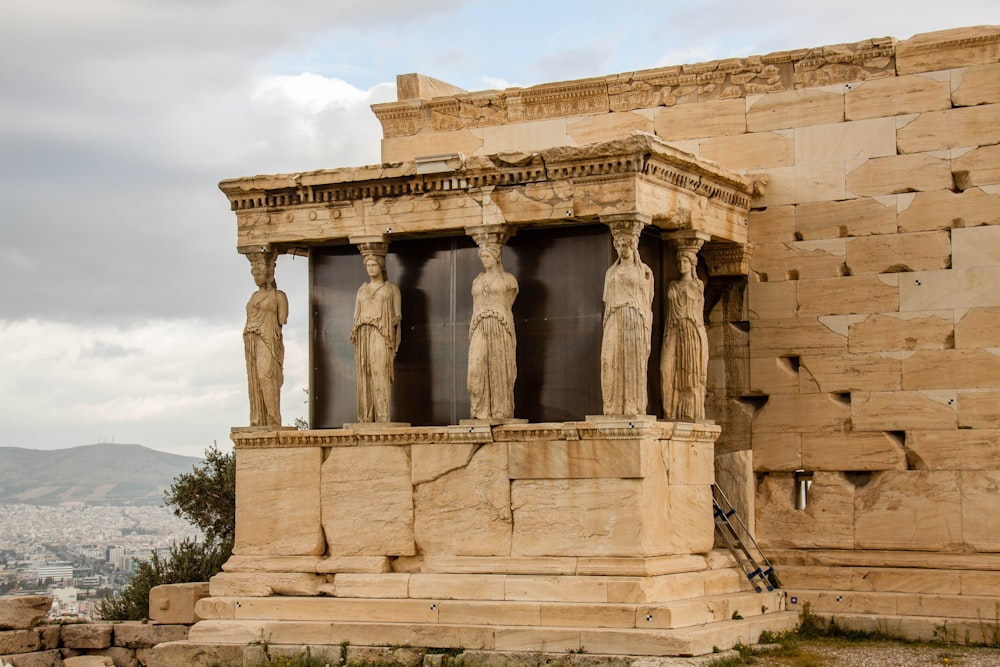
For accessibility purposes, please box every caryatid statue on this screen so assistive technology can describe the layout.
[467,226,519,420]
[661,238,709,421]
[600,215,654,416]
[351,241,402,423]
[243,248,288,426]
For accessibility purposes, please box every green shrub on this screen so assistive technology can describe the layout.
[97,445,235,620]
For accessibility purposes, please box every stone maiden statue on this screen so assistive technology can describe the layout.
[468,235,519,420]
[243,249,288,426]
[661,244,709,421]
[351,248,401,422]
[600,219,654,416]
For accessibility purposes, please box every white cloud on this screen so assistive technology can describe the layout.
[252,73,370,112]
[655,46,718,69]
[0,317,308,456]
[237,76,395,171]
[480,76,520,91]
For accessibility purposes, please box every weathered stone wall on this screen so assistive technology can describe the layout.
[371,25,1000,633]
[0,595,191,667]
[223,421,718,576]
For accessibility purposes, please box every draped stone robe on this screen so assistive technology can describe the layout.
[352,280,401,422]
[661,276,709,421]
[600,258,654,415]
[244,286,288,426]
[468,269,519,419]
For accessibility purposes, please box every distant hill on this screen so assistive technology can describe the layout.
[0,443,202,505]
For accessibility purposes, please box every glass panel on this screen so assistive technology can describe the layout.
[310,225,667,426]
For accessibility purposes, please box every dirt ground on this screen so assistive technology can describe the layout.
[740,637,1000,666]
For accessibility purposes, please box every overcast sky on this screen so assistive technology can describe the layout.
[1,1,997,457]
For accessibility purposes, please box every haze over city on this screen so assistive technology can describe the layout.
[2,0,997,457]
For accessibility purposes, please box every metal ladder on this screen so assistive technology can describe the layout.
[712,482,782,593]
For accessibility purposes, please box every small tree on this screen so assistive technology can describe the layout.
[98,444,235,620]
[163,444,236,544]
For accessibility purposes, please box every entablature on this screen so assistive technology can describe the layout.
[219,132,761,252]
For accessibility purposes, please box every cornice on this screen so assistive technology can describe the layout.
[219,132,753,219]
[230,420,720,448]
[372,36,899,137]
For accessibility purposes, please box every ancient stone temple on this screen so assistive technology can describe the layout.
[189,24,1000,661]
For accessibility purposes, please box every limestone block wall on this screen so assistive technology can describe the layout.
[371,25,1000,588]
[731,33,1000,559]
[0,594,191,667]
[227,422,718,577]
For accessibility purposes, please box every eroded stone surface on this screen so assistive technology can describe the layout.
[234,446,325,557]
[0,596,51,630]
[848,311,954,353]
[209,572,325,597]
[113,623,189,650]
[896,26,1000,75]
[143,641,245,667]
[63,657,114,667]
[508,439,642,479]
[511,478,645,557]
[61,623,112,650]
[149,583,209,625]
[898,187,1000,232]
[414,443,512,557]
[961,471,1000,552]
[756,472,854,549]
[322,444,415,556]
[854,471,963,551]
[952,62,1000,106]
[846,72,951,120]
[0,629,42,655]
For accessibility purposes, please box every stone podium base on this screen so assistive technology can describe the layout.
[191,550,795,657]
[184,421,796,658]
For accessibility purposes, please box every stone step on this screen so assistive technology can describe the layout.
[187,611,800,657]
[778,564,1000,596]
[198,589,784,630]
[813,612,1000,645]
[788,589,1000,620]
[210,565,753,603]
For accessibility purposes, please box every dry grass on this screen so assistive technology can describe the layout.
[710,633,1000,667]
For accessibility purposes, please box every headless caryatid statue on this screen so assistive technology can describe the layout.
[243,250,288,426]
[661,246,709,421]
[600,221,654,416]
[351,251,402,422]
[468,239,519,420]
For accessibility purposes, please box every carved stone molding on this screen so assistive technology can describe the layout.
[493,424,578,442]
[232,427,500,449]
[227,421,731,448]
[792,38,896,88]
[371,35,906,137]
[219,133,755,250]
[668,422,722,442]
[350,235,389,258]
[702,242,755,277]
[237,243,284,258]
[896,25,1000,75]
[601,212,651,239]
[575,416,671,441]
[465,223,511,248]
[664,230,711,255]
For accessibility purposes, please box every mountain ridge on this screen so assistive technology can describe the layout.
[0,443,202,505]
